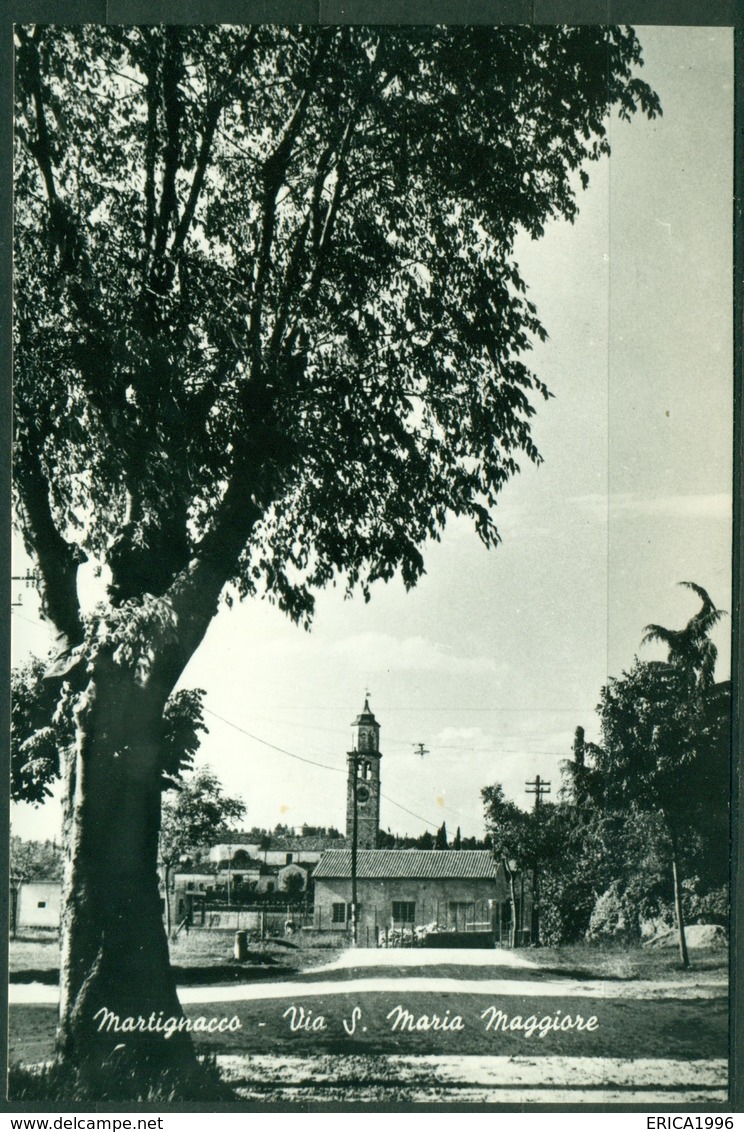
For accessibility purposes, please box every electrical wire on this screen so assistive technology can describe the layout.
[203,706,442,830]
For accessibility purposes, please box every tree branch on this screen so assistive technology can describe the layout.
[153,27,183,262]
[250,32,332,369]
[142,37,160,253]
[14,436,84,658]
[171,32,258,257]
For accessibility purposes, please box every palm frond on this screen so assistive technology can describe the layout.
[678,580,716,610]
[642,624,680,649]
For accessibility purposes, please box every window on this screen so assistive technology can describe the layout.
[286,852,293,864]
[37,900,46,908]
[392,901,415,924]
[332,902,359,924]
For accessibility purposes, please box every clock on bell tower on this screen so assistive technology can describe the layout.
[346,695,382,850]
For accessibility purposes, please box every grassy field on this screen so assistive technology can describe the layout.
[521,941,728,982]
[9,931,728,983]
[9,929,343,984]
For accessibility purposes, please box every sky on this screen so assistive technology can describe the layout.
[10,25,734,845]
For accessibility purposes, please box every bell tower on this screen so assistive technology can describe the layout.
[346,695,381,850]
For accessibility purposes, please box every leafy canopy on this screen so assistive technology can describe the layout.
[10,834,64,881]
[595,584,729,837]
[11,654,209,803]
[159,766,246,871]
[14,26,660,628]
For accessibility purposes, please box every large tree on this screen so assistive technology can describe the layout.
[13,24,659,1072]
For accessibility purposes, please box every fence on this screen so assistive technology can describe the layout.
[314,897,531,947]
[181,902,313,935]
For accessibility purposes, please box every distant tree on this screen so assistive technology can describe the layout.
[642,582,726,695]
[453,826,462,851]
[482,784,534,947]
[14,22,659,1071]
[159,767,245,934]
[418,831,435,851]
[279,867,306,899]
[596,585,729,967]
[10,834,64,881]
[435,821,448,850]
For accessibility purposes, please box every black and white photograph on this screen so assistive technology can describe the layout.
[7,16,734,1110]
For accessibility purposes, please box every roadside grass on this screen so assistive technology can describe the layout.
[530,941,728,982]
[9,929,344,985]
[9,933,727,986]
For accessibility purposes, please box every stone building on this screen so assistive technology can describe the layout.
[15,880,62,929]
[312,849,524,943]
[345,696,382,850]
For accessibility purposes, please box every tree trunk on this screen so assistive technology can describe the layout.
[57,654,196,1078]
[504,860,518,949]
[670,835,690,970]
[163,864,172,938]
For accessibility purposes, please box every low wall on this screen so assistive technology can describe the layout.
[423,931,496,949]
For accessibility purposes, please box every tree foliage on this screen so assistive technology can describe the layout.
[482,784,533,869]
[14,25,660,646]
[596,584,729,846]
[159,766,245,873]
[11,656,66,804]
[10,834,64,881]
[11,654,208,802]
[483,585,729,947]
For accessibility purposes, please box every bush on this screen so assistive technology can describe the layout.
[586,883,634,942]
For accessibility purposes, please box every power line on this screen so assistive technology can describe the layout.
[203,707,343,773]
[379,793,438,831]
[10,608,50,631]
[203,706,443,831]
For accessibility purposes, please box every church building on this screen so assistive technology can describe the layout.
[313,698,527,945]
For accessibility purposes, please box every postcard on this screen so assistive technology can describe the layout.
[6,13,735,1113]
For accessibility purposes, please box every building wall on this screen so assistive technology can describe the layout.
[314,875,506,935]
[17,881,62,929]
[262,849,324,867]
[208,845,327,867]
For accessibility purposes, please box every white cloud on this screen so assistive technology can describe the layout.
[328,633,500,675]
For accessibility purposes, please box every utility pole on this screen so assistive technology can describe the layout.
[11,570,38,608]
[350,753,358,947]
[525,776,550,946]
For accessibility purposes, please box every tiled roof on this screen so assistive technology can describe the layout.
[269,836,345,852]
[211,835,345,852]
[313,850,499,880]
